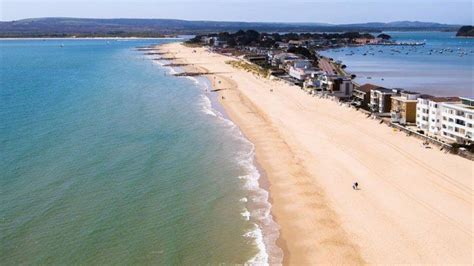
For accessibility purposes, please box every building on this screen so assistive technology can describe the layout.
[288,60,315,81]
[352,84,380,110]
[390,91,420,124]
[416,95,460,136]
[353,38,381,45]
[370,87,399,114]
[440,97,474,144]
[271,53,299,69]
[303,71,326,91]
[327,75,353,99]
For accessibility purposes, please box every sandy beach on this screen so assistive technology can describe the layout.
[158,42,473,264]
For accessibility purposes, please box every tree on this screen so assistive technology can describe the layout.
[377,33,392,40]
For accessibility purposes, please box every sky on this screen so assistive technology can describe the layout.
[1,0,472,24]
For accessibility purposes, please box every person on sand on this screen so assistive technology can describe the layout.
[352,182,359,190]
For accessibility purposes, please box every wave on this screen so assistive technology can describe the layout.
[192,77,283,265]
[155,63,283,265]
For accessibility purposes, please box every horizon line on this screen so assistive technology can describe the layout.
[0,17,466,26]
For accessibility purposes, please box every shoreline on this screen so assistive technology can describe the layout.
[0,37,183,40]
[159,64,284,264]
[156,42,473,264]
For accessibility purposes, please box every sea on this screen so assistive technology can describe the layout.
[319,31,474,97]
[0,39,282,264]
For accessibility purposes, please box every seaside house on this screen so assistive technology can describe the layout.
[275,41,290,50]
[416,95,460,136]
[288,60,315,81]
[303,73,353,99]
[303,71,327,91]
[352,83,378,110]
[326,75,354,99]
[213,37,227,47]
[370,87,400,115]
[271,53,299,69]
[440,97,474,144]
[390,91,420,124]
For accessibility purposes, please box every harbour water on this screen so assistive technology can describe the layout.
[0,39,281,264]
[320,31,474,97]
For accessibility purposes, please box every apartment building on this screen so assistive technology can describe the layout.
[440,97,474,144]
[390,91,420,124]
[370,87,400,114]
[416,95,460,136]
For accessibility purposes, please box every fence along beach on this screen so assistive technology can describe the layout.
[157,42,473,264]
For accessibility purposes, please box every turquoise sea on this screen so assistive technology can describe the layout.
[0,39,281,264]
[320,31,474,97]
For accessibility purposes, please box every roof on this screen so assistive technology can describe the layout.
[391,96,418,102]
[400,90,420,95]
[430,96,461,103]
[355,83,386,93]
[418,94,435,99]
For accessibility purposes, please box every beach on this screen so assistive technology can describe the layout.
[159,42,473,264]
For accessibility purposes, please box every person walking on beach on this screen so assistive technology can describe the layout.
[352,182,359,190]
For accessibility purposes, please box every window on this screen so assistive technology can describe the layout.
[455,119,465,126]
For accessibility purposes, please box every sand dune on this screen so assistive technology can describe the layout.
[159,43,473,264]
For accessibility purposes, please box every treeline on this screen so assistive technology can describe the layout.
[456,26,474,37]
[188,30,382,48]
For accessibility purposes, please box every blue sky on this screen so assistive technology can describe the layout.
[1,0,472,24]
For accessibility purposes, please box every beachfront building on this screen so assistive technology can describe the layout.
[416,95,460,136]
[327,75,353,99]
[271,53,299,69]
[352,83,379,110]
[370,87,399,115]
[303,71,326,91]
[440,97,474,144]
[288,60,315,81]
[390,91,420,124]
[303,73,353,99]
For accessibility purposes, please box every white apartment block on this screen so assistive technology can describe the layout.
[416,96,460,136]
[440,97,474,144]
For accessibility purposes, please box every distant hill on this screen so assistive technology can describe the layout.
[456,26,474,37]
[0,18,461,38]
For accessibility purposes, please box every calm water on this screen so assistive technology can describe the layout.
[0,39,281,264]
[320,31,474,97]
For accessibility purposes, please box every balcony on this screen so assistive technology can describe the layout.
[391,111,402,123]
